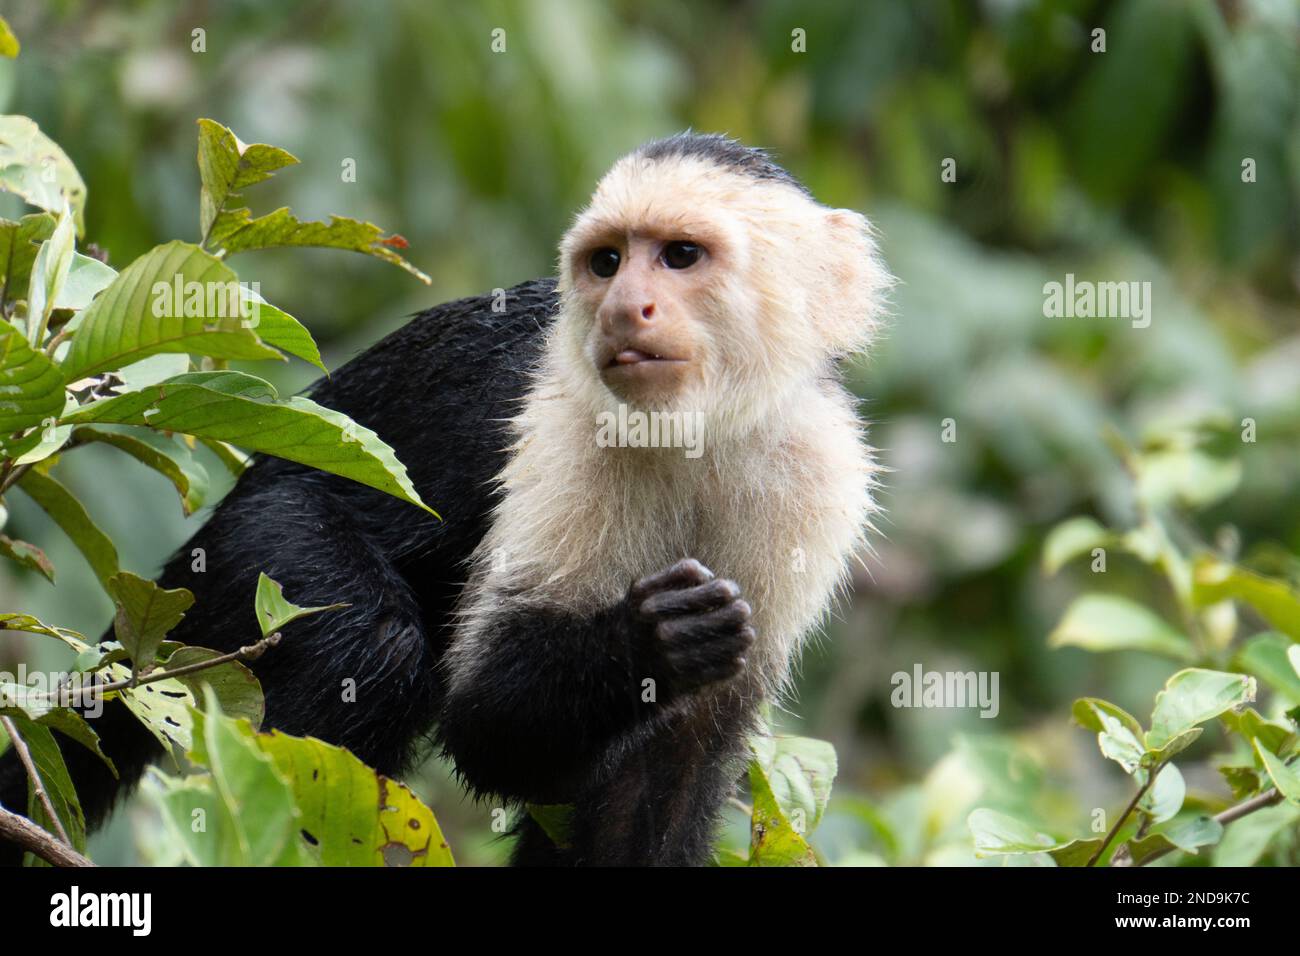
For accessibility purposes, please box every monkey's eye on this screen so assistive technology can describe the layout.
[589,248,620,278]
[662,241,702,270]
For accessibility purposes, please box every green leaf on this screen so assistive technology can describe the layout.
[750,734,837,832]
[158,693,305,866]
[748,756,818,866]
[1127,816,1223,865]
[1234,632,1300,705]
[6,716,86,858]
[0,213,54,298]
[106,571,194,669]
[1147,668,1256,751]
[253,572,346,638]
[967,808,1060,857]
[1139,763,1185,824]
[1072,697,1143,738]
[0,612,90,652]
[1047,838,1106,867]
[1049,593,1193,660]
[71,426,208,515]
[1220,708,1295,758]
[0,702,118,778]
[0,16,19,58]
[61,240,283,380]
[253,727,454,866]
[195,119,298,240]
[242,294,326,374]
[0,533,53,581]
[1042,516,1112,575]
[0,116,87,233]
[63,370,434,514]
[1220,765,1261,801]
[1073,697,1147,773]
[25,208,75,343]
[1254,741,1300,803]
[53,252,117,312]
[1144,726,1202,766]
[1194,558,1300,642]
[161,646,264,729]
[195,119,428,282]
[109,666,198,759]
[17,464,119,588]
[1214,803,1300,866]
[526,804,574,850]
[1136,448,1241,510]
[197,436,248,477]
[0,319,67,455]
[208,207,431,283]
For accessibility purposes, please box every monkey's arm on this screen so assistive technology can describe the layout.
[437,559,753,803]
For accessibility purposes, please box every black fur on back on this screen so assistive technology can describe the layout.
[0,279,560,860]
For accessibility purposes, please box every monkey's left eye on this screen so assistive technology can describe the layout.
[662,241,702,270]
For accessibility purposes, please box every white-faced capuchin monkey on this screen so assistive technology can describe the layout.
[0,133,890,866]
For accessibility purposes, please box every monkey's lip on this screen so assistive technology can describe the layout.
[603,348,685,369]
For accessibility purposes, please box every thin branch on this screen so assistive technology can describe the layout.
[0,804,93,867]
[39,631,282,704]
[0,715,71,845]
[1112,788,1286,867]
[1087,762,1161,866]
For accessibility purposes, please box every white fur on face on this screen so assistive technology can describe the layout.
[447,148,891,700]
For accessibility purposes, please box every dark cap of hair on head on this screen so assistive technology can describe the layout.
[636,132,810,195]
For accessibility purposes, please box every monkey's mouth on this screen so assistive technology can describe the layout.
[605,348,683,369]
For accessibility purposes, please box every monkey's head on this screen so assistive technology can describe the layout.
[556,132,889,430]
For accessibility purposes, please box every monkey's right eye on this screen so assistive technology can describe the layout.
[589,248,621,278]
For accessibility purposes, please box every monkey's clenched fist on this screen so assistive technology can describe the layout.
[627,558,755,701]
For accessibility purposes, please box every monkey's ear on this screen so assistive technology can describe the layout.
[816,208,890,356]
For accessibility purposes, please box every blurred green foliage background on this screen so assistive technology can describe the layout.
[1,0,1297,865]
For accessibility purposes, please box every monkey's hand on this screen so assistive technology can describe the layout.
[626,558,755,701]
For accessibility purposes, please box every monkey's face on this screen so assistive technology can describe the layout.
[558,151,889,425]
[566,230,727,407]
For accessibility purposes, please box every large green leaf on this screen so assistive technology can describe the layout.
[1049,593,1193,660]
[0,116,86,233]
[17,464,120,588]
[63,371,434,513]
[253,727,454,866]
[1147,668,1255,751]
[748,755,818,866]
[144,697,309,866]
[750,735,837,833]
[61,240,282,380]
[0,319,67,454]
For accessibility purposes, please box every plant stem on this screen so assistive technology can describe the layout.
[38,631,282,704]
[1087,763,1161,866]
[0,715,71,846]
